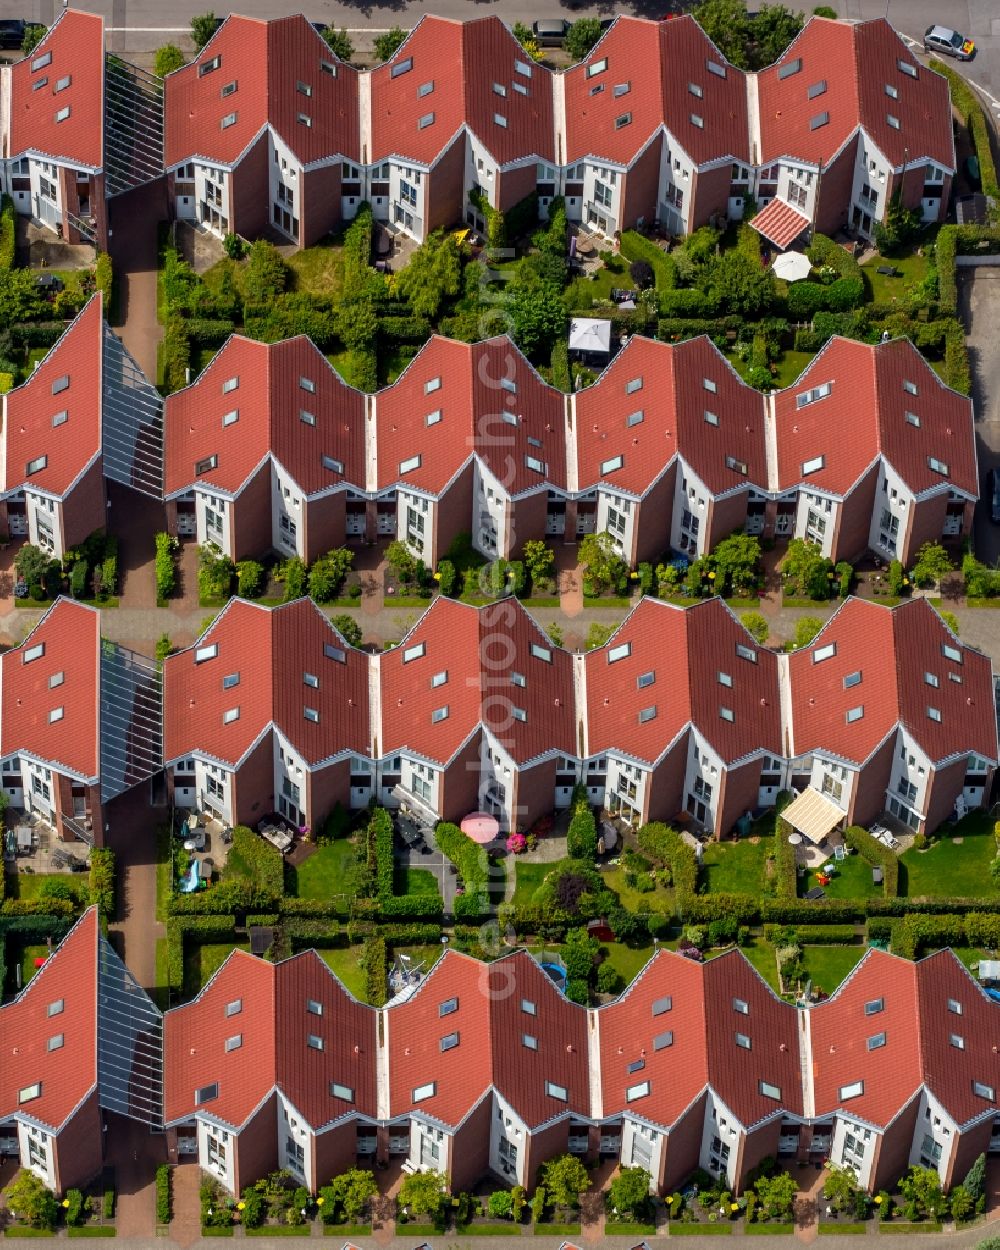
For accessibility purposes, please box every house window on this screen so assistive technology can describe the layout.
[928,457,949,477]
[867,1033,886,1050]
[601,455,624,474]
[322,456,343,473]
[778,57,801,78]
[973,1082,995,1101]
[440,1032,460,1051]
[626,1081,650,1102]
[300,409,316,426]
[390,57,413,77]
[418,112,435,129]
[587,57,607,77]
[31,51,52,70]
[864,998,884,1015]
[652,996,672,1016]
[225,1034,242,1052]
[331,1083,354,1101]
[706,58,726,77]
[439,997,458,1016]
[402,641,426,664]
[195,644,218,663]
[222,409,239,427]
[195,1083,219,1106]
[54,106,72,126]
[898,59,917,77]
[47,999,64,1017]
[843,671,862,688]
[547,1081,568,1100]
[431,705,449,723]
[221,112,237,129]
[760,1081,782,1100]
[221,80,237,97]
[49,671,63,689]
[399,455,421,474]
[48,708,63,724]
[927,706,942,722]
[802,455,825,476]
[637,671,655,689]
[18,1083,42,1104]
[810,111,830,129]
[924,672,939,687]
[432,671,448,688]
[886,113,900,129]
[425,410,442,426]
[413,1082,437,1102]
[950,1034,965,1049]
[614,81,631,97]
[25,456,47,476]
[307,1034,324,1050]
[195,455,218,475]
[845,706,864,723]
[199,55,221,76]
[303,673,318,689]
[523,1033,538,1049]
[720,707,734,722]
[654,1031,673,1049]
[521,998,537,1015]
[704,410,719,426]
[689,82,703,98]
[226,999,242,1016]
[47,1034,64,1051]
[736,644,757,663]
[733,998,749,1014]
[223,707,240,724]
[948,998,963,1015]
[839,1081,864,1100]
[324,643,346,662]
[942,643,962,663]
[530,644,551,662]
[690,113,704,128]
[615,112,632,129]
[726,455,747,475]
[808,80,827,98]
[736,1032,751,1049]
[626,410,643,427]
[51,410,68,428]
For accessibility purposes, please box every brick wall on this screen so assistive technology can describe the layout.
[439,730,483,822]
[621,139,662,231]
[433,462,475,568]
[512,758,557,830]
[735,1119,781,1194]
[230,135,271,241]
[233,732,276,826]
[646,738,687,824]
[53,1091,103,1193]
[305,758,353,834]
[849,733,895,828]
[830,464,878,562]
[303,492,347,564]
[814,138,858,237]
[449,1094,493,1192]
[425,137,466,236]
[311,1120,357,1193]
[300,164,343,249]
[945,1116,993,1190]
[660,1092,707,1193]
[707,488,750,553]
[689,164,731,231]
[902,494,948,565]
[62,459,107,553]
[523,1119,570,1191]
[716,758,763,840]
[923,755,968,835]
[508,490,548,558]
[871,1096,919,1192]
[634,465,676,566]
[497,163,538,214]
[230,464,274,560]
[232,1095,279,1193]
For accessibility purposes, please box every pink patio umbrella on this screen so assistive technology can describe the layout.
[460,811,500,844]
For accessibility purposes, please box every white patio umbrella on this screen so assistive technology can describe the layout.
[772,250,812,282]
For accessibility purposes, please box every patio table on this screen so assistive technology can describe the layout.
[15,826,32,853]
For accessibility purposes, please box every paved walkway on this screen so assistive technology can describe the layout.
[108,181,168,383]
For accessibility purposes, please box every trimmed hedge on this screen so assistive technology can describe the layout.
[230,825,284,898]
[88,848,115,918]
[436,821,489,914]
[165,915,236,990]
[155,1166,172,1226]
[637,821,697,907]
[844,825,898,897]
[185,317,236,347]
[773,813,797,900]
[567,797,597,860]
[620,230,678,290]
[930,58,999,203]
[155,532,178,601]
[764,924,857,945]
[0,195,16,271]
[361,935,387,1006]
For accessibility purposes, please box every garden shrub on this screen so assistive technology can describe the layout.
[102,1189,115,1220]
[163,316,191,392]
[155,1165,172,1225]
[436,821,490,912]
[0,195,15,271]
[280,556,308,601]
[197,544,234,600]
[230,825,284,897]
[436,559,456,596]
[89,848,116,917]
[361,935,387,1006]
[185,317,236,346]
[567,796,597,860]
[155,532,178,600]
[70,559,88,599]
[236,559,265,598]
[660,286,719,317]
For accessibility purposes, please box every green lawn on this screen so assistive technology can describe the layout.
[566,265,634,308]
[601,866,674,913]
[947,946,994,972]
[771,350,816,387]
[327,349,371,390]
[4,872,82,904]
[184,942,248,997]
[700,838,769,894]
[320,942,445,1003]
[290,838,358,901]
[155,825,173,923]
[800,945,865,995]
[740,938,780,992]
[394,866,440,897]
[512,859,567,907]
[17,945,51,991]
[819,852,881,901]
[286,242,345,299]
[601,941,654,986]
[900,816,999,899]
[861,237,934,305]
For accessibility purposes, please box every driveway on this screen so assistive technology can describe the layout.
[108,179,169,384]
[959,268,1000,566]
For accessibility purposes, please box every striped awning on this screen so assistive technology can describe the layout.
[751,197,811,250]
[783,787,845,845]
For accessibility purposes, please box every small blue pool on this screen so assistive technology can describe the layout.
[540,960,567,992]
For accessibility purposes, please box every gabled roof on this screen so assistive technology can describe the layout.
[750,197,810,249]
[9,9,105,171]
[3,296,103,499]
[379,597,575,766]
[163,14,360,168]
[810,948,922,1127]
[163,336,366,497]
[585,597,781,766]
[773,336,976,498]
[757,17,953,171]
[1,598,100,781]
[162,598,370,768]
[563,17,750,167]
[375,335,566,496]
[370,16,555,167]
[789,597,997,766]
[387,948,589,1129]
[0,909,98,1132]
[575,336,767,497]
[163,946,377,1129]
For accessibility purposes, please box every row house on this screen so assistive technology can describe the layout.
[163,16,360,246]
[0,11,108,247]
[163,335,366,560]
[162,598,370,831]
[160,939,998,1199]
[0,295,163,558]
[0,910,162,1193]
[160,590,994,841]
[751,17,954,249]
[787,596,997,836]
[773,336,977,564]
[161,11,952,249]
[161,326,973,570]
[1,599,162,846]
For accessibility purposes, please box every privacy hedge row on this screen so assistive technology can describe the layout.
[773,813,797,900]
[929,59,999,204]
[636,821,698,906]
[165,915,236,990]
[763,923,858,945]
[361,935,387,1006]
[0,195,16,271]
[230,825,285,898]
[620,230,678,290]
[284,917,344,949]
[88,848,115,918]
[844,825,898,897]
[435,821,489,914]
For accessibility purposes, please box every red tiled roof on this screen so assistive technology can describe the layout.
[585,598,781,765]
[375,336,565,496]
[9,9,104,170]
[387,949,589,1129]
[576,336,767,497]
[789,598,997,766]
[163,598,370,768]
[757,17,954,171]
[0,909,98,1132]
[3,296,103,498]
[1,599,100,780]
[916,950,1000,1127]
[774,337,976,498]
[750,197,810,249]
[164,947,378,1128]
[379,597,575,766]
[563,17,750,168]
[163,336,366,498]
[370,16,554,167]
[810,948,922,1126]
[164,14,360,169]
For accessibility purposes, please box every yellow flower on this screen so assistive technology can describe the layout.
[237,1202,246,1211]
[731,1203,739,1212]
[874,1197,883,1205]
[316,1198,325,1207]
[62,1200,70,1209]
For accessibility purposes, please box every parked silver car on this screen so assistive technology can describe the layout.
[923,24,975,59]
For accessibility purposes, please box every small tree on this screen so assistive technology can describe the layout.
[4,1170,58,1229]
[899,1165,945,1221]
[754,1170,797,1221]
[190,13,219,50]
[331,614,362,648]
[740,611,770,645]
[791,615,824,650]
[373,26,407,62]
[321,26,354,62]
[280,556,308,602]
[822,1164,859,1214]
[487,1190,513,1220]
[14,543,50,590]
[398,1170,447,1220]
[911,541,952,588]
[511,22,543,59]
[565,17,603,60]
[324,1168,377,1223]
[873,192,922,257]
[586,621,616,650]
[712,532,762,596]
[579,531,628,596]
[21,24,46,54]
[939,609,960,636]
[608,1166,651,1220]
[962,1153,986,1207]
[522,539,555,588]
[386,539,417,585]
[540,1153,591,1208]
[153,44,185,76]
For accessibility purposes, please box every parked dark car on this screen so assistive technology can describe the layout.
[990,467,1000,524]
[532,18,570,46]
[0,19,26,50]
